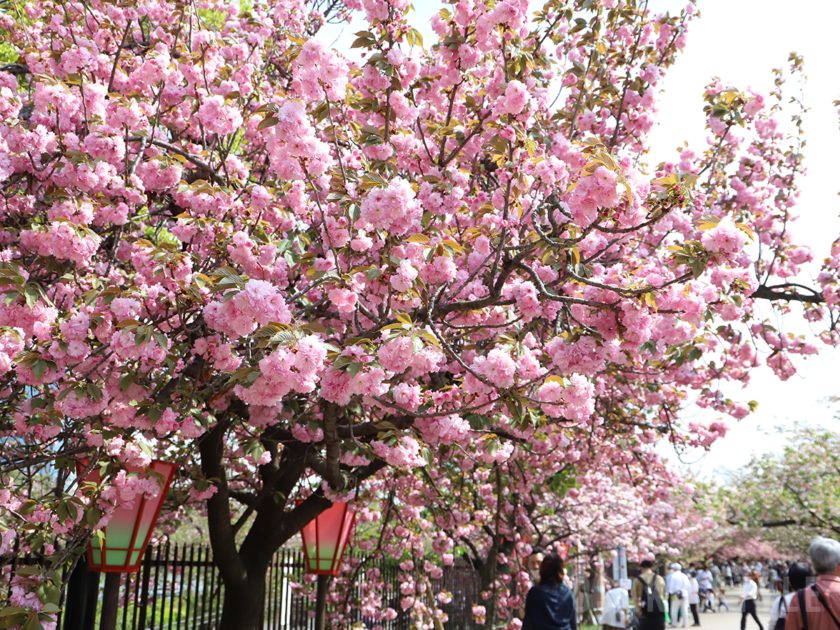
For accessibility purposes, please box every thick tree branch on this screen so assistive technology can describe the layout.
[0,446,89,474]
[335,415,414,439]
[751,285,824,304]
[322,401,341,490]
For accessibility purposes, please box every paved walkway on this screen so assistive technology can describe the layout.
[672,595,777,630]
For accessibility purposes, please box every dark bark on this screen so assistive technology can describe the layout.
[751,285,824,304]
[323,402,341,488]
[62,555,99,630]
[761,519,800,528]
[217,571,267,630]
[98,573,120,630]
[315,575,331,630]
[198,418,244,589]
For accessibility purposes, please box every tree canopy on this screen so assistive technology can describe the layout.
[0,0,837,627]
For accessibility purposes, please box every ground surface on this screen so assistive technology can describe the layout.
[679,594,776,630]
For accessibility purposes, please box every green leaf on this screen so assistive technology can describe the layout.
[37,583,60,606]
[30,534,44,553]
[257,116,279,130]
[0,607,28,618]
[32,360,48,381]
[421,446,433,467]
[23,287,39,307]
[86,384,102,401]
[411,29,423,48]
[20,612,43,630]
[119,373,135,392]
[351,33,376,49]
[152,331,168,349]
[86,507,101,527]
[0,614,27,630]
[56,502,68,524]
[18,500,38,516]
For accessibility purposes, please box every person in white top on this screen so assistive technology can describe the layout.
[688,572,701,627]
[601,578,632,630]
[768,566,778,591]
[767,563,814,630]
[696,566,713,593]
[696,565,714,612]
[739,571,764,630]
[668,564,691,628]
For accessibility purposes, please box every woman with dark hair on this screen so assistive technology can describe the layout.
[768,562,814,630]
[523,554,578,630]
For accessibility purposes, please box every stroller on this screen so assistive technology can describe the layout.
[701,588,716,613]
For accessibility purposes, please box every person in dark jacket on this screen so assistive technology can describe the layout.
[524,554,578,630]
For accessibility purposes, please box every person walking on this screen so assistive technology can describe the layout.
[632,560,668,630]
[667,564,677,620]
[668,564,691,628]
[524,554,577,630]
[740,570,764,630]
[785,537,840,630]
[697,565,714,612]
[769,563,814,630]
[521,548,547,619]
[718,588,730,613]
[768,566,779,593]
[688,571,701,627]
[725,564,733,588]
[528,548,546,585]
[602,579,631,630]
[711,563,721,590]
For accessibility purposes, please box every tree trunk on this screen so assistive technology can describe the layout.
[591,555,604,610]
[217,570,267,630]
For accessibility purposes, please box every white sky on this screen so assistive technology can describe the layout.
[320,0,840,480]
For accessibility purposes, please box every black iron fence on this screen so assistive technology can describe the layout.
[1,544,482,630]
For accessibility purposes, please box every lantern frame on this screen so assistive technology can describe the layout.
[76,459,177,573]
[299,501,356,576]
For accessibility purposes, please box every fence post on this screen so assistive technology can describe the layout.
[99,573,121,630]
[315,574,330,630]
[137,546,153,629]
[63,555,99,630]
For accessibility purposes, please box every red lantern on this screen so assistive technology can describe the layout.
[77,459,177,573]
[558,543,570,560]
[300,502,356,575]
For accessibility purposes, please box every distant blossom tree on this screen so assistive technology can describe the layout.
[722,423,840,554]
[320,419,707,628]
[0,0,837,627]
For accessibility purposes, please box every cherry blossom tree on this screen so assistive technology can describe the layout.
[319,433,717,629]
[722,423,840,555]
[0,0,837,626]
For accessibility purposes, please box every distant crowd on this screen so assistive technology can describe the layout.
[522,536,840,630]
